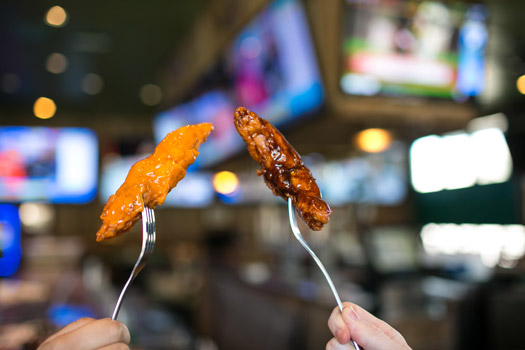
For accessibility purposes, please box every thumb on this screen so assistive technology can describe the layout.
[342,306,406,350]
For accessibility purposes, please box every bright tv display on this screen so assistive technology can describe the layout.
[0,127,98,203]
[154,0,324,169]
[0,204,21,277]
[340,0,488,99]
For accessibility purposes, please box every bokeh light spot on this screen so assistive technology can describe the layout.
[82,73,104,95]
[45,6,68,27]
[354,128,393,153]
[33,97,57,119]
[46,53,68,74]
[516,74,525,95]
[213,171,239,195]
[139,84,163,106]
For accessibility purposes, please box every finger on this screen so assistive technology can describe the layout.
[342,307,407,350]
[40,317,96,345]
[327,306,350,344]
[342,303,407,346]
[44,319,130,350]
[326,337,357,350]
[95,343,130,350]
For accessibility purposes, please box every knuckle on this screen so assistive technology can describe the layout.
[104,320,126,340]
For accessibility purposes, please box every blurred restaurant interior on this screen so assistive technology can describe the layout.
[1,0,525,349]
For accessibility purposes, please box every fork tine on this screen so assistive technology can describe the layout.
[287,198,361,350]
[111,202,156,320]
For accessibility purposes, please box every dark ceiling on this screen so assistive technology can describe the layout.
[0,0,209,120]
[1,0,524,126]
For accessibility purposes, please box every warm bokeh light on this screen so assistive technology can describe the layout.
[213,171,239,195]
[82,73,104,95]
[139,84,163,106]
[19,202,55,234]
[46,53,68,74]
[33,97,56,119]
[354,128,393,153]
[516,74,525,94]
[45,6,68,27]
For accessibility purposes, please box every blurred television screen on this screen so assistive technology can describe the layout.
[154,0,324,168]
[0,127,98,203]
[340,0,488,99]
[315,141,408,206]
[0,204,21,277]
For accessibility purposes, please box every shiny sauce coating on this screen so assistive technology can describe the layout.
[96,123,213,242]
[234,107,330,231]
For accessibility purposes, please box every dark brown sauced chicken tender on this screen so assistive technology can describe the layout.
[233,106,331,231]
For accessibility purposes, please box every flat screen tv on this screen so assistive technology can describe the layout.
[0,126,98,203]
[0,204,21,277]
[339,0,488,100]
[154,0,324,169]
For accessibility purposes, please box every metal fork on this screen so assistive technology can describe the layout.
[111,205,156,320]
[288,198,361,350]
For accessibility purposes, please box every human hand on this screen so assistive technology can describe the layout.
[38,317,130,350]
[326,302,411,350]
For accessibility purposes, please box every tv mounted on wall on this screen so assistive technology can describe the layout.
[154,0,324,169]
[339,0,488,100]
[0,126,98,203]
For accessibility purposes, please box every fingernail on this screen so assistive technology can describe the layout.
[349,306,360,320]
[343,306,360,321]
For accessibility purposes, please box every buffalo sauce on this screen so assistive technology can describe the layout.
[96,123,213,242]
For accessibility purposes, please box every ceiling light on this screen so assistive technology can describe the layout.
[516,74,525,95]
[354,128,393,153]
[33,97,56,119]
[45,6,68,27]
[19,202,55,234]
[81,73,104,95]
[139,84,163,106]
[213,171,239,195]
[46,53,68,74]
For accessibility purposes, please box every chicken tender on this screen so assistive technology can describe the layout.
[96,123,213,242]
[233,107,330,230]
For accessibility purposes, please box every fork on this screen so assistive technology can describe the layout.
[111,204,156,320]
[288,198,361,350]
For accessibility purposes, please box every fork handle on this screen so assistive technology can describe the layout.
[111,272,136,320]
[287,199,360,350]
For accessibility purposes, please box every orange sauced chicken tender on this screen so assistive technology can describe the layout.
[96,123,213,242]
